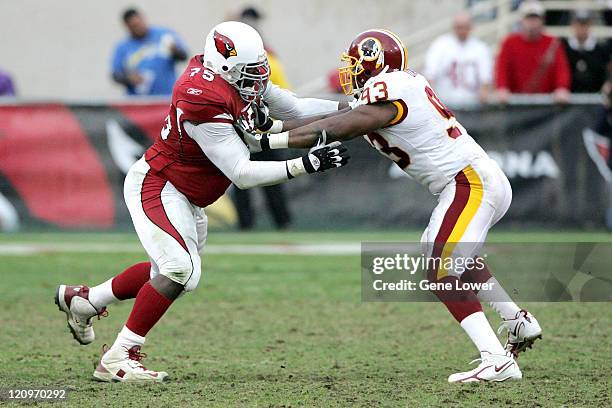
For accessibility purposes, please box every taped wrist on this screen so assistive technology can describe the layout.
[268,120,284,133]
[285,157,307,179]
[269,132,289,149]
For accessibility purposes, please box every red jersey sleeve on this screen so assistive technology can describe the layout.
[553,41,572,90]
[495,36,512,90]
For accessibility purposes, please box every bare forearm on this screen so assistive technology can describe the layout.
[268,103,397,149]
[282,108,350,132]
[287,114,361,148]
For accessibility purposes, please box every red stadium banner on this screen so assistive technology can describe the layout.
[0,102,607,231]
[0,104,117,229]
[0,102,168,230]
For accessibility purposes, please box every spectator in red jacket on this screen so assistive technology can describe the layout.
[495,1,571,103]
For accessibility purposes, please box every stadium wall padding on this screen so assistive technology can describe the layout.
[0,103,607,231]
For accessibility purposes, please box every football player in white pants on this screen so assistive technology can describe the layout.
[55,22,349,383]
[247,29,542,383]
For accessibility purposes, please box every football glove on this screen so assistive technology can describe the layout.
[253,103,283,133]
[286,141,350,178]
[240,129,265,153]
[241,131,289,152]
[305,141,349,173]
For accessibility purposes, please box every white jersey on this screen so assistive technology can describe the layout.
[352,70,488,194]
[423,34,492,108]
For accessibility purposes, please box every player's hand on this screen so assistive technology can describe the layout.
[237,127,265,153]
[246,132,266,153]
[253,103,283,133]
[303,141,350,173]
[240,130,289,152]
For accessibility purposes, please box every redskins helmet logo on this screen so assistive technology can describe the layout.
[358,37,384,68]
[214,30,237,58]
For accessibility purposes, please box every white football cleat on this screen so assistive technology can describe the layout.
[55,285,107,345]
[448,351,522,383]
[93,345,169,383]
[499,309,542,356]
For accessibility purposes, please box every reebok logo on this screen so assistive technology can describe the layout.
[187,88,202,95]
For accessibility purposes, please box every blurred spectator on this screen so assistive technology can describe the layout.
[231,6,292,231]
[424,12,492,107]
[0,69,16,96]
[495,1,571,103]
[597,78,612,229]
[111,8,188,96]
[603,0,612,53]
[562,10,610,93]
[600,0,612,25]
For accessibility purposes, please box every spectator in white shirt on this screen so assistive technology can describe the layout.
[424,12,493,108]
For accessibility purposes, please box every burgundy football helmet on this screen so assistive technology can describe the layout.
[338,29,408,95]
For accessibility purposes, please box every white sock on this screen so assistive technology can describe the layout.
[112,326,145,350]
[460,311,506,356]
[89,278,119,310]
[476,277,521,320]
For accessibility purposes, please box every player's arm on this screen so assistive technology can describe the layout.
[259,81,349,131]
[184,121,349,189]
[283,107,352,129]
[254,104,351,133]
[247,102,397,150]
[287,103,397,148]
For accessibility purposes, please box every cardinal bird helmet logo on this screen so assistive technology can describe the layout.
[214,30,237,59]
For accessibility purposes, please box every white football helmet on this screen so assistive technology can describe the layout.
[203,21,269,101]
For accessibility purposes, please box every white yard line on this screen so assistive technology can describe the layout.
[0,242,363,256]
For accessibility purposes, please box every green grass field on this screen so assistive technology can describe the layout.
[0,231,610,407]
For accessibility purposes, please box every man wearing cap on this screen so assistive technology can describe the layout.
[495,1,571,103]
[562,10,611,93]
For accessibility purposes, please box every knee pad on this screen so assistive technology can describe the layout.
[158,253,201,292]
[183,257,202,293]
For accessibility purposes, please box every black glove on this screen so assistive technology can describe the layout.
[253,103,274,132]
[303,141,350,173]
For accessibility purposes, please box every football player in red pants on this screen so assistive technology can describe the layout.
[247,29,542,383]
[55,21,349,383]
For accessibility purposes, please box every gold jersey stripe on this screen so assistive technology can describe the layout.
[436,165,484,280]
[388,100,408,126]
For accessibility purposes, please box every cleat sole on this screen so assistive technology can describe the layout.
[92,372,170,384]
[55,285,91,346]
[514,334,543,355]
